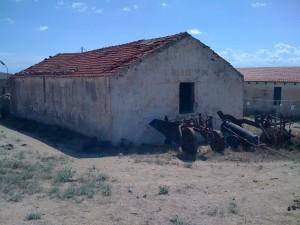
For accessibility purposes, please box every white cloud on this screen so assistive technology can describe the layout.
[92,7,103,14]
[0,17,15,25]
[250,2,266,7]
[122,5,139,12]
[55,0,65,9]
[122,7,131,12]
[37,25,49,31]
[188,28,201,36]
[94,9,103,14]
[219,43,300,67]
[57,1,64,6]
[72,2,88,12]
[161,2,168,7]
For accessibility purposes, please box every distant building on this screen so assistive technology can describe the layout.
[10,32,243,145]
[239,67,300,117]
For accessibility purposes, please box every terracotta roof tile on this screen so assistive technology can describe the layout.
[238,67,300,82]
[16,32,190,77]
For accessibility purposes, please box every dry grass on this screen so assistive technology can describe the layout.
[25,212,41,220]
[53,167,74,183]
[158,185,169,195]
[170,216,191,225]
[56,173,112,200]
[0,157,49,201]
[228,199,239,215]
[0,145,112,202]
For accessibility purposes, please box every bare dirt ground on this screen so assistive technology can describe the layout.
[0,117,300,225]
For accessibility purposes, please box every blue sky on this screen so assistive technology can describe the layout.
[1,0,300,73]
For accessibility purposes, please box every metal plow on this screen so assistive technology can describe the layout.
[149,114,225,154]
[217,111,293,148]
[150,111,294,156]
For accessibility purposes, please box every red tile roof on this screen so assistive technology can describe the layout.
[238,67,300,83]
[16,32,190,77]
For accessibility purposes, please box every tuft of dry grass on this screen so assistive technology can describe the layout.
[158,185,169,195]
[25,212,41,220]
[170,216,190,225]
[53,167,74,183]
[228,199,238,214]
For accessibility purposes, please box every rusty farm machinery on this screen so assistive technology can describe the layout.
[149,111,293,155]
[149,114,225,154]
[217,111,293,148]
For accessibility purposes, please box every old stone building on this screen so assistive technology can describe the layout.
[10,32,243,144]
[239,67,300,118]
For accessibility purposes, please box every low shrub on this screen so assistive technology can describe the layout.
[158,185,169,195]
[53,167,74,183]
[26,212,41,220]
[170,216,190,225]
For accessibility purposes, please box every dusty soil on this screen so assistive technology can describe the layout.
[0,117,300,225]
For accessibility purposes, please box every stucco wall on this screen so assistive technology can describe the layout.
[10,76,112,140]
[244,81,300,117]
[110,37,243,145]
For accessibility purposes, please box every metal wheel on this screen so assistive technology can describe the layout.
[181,127,197,155]
[208,130,225,153]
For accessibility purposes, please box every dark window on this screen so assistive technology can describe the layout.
[179,82,194,114]
[273,87,282,105]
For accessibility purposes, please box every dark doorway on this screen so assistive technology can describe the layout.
[179,82,194,114]
[273,87,282,105]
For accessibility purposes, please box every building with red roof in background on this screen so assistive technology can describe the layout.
[239,67,300,117]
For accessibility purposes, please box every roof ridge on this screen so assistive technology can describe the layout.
[55,32,189,56]
[88,32,189,53]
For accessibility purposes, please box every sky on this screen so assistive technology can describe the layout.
[0,0,300,73]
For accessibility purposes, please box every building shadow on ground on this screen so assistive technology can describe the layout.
[0,116,180,159]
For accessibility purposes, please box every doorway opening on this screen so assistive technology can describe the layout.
[179,82,194,114]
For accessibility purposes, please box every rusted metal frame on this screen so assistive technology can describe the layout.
[149,114,225,154]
